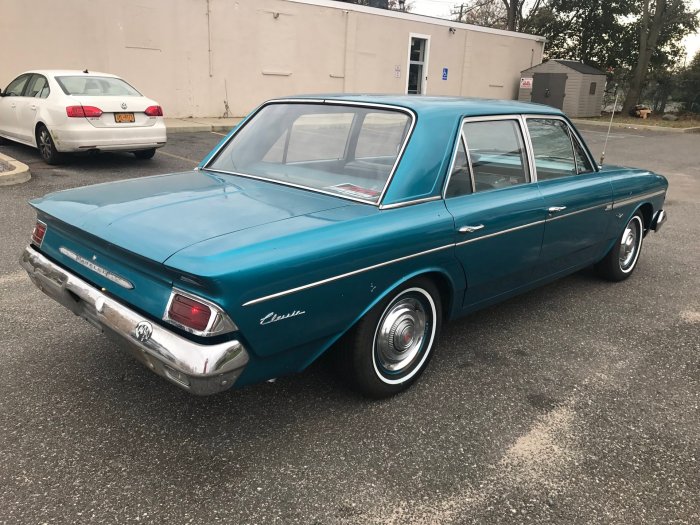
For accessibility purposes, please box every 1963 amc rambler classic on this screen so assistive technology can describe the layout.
[20,95,668,398]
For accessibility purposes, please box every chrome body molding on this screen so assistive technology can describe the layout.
[612,189,666,209]
[59,246,133,290]
[379,195,441,210]
[242,243,454,306]
[20,247,249,395]
[547,202,610,221]
[456,220,545,246]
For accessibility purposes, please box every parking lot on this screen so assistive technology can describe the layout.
[1,126,698,524]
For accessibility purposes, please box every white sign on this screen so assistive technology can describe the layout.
[394,65,401,79]
[520,77,533,89]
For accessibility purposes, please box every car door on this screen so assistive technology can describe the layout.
[0,73,32,139]
[525,116,613,278]
[444,116,546,309]
[16,74,50,143]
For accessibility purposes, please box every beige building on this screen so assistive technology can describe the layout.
[0,0,546,118]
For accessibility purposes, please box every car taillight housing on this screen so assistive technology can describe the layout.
[31,220,47,247]
[66,105,103,118]
[144,105,163,117]
[163,289,237,336]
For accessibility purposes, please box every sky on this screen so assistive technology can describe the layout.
[409,0,700,63]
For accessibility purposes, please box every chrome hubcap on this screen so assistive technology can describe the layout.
[39,130,52,159]
[619,217,641,271]
[375,296,427,374]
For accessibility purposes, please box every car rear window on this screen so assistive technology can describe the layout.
[55,76,141,97]
[207,103,413,204]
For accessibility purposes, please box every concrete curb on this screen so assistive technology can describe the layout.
[165,117,242,134]
[572,118,700,134]
[0,152,31,186]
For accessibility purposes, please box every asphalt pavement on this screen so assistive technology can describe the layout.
[0,126,698,524]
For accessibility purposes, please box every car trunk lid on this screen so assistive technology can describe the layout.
[31,170,352,264]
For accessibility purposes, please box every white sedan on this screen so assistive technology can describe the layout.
[0,70,166,164]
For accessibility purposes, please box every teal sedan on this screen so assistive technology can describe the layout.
[20,96,668,398]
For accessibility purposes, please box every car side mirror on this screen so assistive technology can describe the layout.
[0,90,5,97]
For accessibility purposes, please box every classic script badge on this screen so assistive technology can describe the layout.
[260,310,306,325]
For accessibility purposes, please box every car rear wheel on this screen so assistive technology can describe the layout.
[36,125,63,165]
[133,148,156,160]
[339,277,442,398]
[596,212,644,281]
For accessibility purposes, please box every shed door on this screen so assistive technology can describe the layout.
[531,73,567,110]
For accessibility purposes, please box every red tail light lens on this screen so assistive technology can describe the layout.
[31,221,47,247]
[144,105,163,117]
[168,294,211,332]
[66,105,103,118]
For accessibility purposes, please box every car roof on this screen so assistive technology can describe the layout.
[269,94,564,117]
[19,70,120,78]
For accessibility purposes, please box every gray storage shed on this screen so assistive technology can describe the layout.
[518,60,606,117]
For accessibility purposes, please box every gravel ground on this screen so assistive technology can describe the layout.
[0,126,698,524]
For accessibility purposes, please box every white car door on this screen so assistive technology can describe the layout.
[0,73,32,140]
[16,74,50,144]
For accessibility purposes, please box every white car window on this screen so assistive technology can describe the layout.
[4,74,30,96]
[26,75,50,99]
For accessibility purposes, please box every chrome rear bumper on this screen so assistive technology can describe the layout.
[20,246,248,395]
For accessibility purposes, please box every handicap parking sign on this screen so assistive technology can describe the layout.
[442,68,448,80]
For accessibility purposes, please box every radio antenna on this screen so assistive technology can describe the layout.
[600,88,620,165]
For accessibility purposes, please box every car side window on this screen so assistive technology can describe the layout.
[26,75,50,99]
[445,135,472,198]
[527,118,582,180]
[462,119,529,193]
[4,74,30,96]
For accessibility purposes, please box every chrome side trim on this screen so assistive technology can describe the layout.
[546,202,609,221]
[379,195,441,210]
[242,243,454,306]
[202,99,417,208]
[612,189,666,209]
[456,219,545,246]
[59,246,134,290]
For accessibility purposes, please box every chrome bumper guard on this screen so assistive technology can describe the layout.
[651,209,667,232]
[20,247,249,395]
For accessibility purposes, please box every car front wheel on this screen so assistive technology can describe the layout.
[36,125,63,165]
[340,277,442,398]
[596,211,644,281]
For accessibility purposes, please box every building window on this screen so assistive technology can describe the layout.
[589,82,597,95]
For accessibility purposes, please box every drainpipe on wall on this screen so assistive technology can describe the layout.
[206,0,213,77]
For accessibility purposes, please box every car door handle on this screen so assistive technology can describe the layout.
[458,224,484,234]
[10,103,16,109]
[547,206,567,214]
[29,104,37,111]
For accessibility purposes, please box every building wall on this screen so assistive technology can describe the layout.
[0,0,545,117]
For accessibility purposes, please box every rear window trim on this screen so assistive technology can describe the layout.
[202,99,417,207]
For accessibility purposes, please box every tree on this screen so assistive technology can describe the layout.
[622,0,697,113]
[451,0,540,30]
[676,52,700,111]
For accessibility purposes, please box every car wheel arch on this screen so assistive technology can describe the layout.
[638,202,654,235]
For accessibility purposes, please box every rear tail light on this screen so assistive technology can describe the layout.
[144,105,163,117]
[168,294,211,331]
[31,220,47,247]
[163,289,237,336]
[66,105,103,118]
